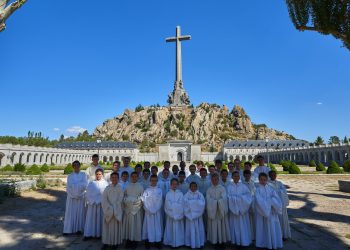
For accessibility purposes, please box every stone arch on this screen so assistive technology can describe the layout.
[26,153,32,164]
[19,153,25,164]
[45,154,50,164]
[109,156,114,162]
[11,152,18,165]
[39,153,45,164]
[115,156,119,161]
[315,152,319,163]
[0,152,5,166]
[327,151,333,163]
[33,153,38,164]
[335,151,341,163]
[248,155,253,161]
[229,155,234,161]
[103,156,108,163]
[320,151,326,163]
[235,155,240,160]
[177,151,183,161]
[242,155,247,162]
[51,154,55,164]
[299,153,304,163]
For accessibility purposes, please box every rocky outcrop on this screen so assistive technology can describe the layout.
[93,103,295,151]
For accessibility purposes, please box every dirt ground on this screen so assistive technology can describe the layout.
[0,175,349,250]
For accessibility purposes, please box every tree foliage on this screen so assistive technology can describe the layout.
[286,0,350,50]
[314,136,324,145]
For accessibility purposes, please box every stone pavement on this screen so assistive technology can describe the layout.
[0,175,349,250]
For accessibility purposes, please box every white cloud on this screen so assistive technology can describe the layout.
[53,128,60,132]
[66,126,87,134]
[317,102,323,105]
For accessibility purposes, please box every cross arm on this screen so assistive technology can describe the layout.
[166,37,177,42]
[179,35,191,41]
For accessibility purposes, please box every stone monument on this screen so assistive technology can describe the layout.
[166,26,191,106]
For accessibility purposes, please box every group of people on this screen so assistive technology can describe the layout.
[63,154,291,250]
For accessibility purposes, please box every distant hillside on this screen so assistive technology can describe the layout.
[94,103,295,152]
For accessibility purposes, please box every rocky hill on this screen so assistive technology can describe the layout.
[93,103,295,152]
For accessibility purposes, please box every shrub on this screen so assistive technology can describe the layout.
[36,175,46,189]
[268,163,277,172]
[64,164,74,175]
[40,163,50,172]
[281,161,292,172]
[1,165,13,171]
[135,104,144,112]
[342,160,350,172]
[288,163,301,174]
[316,162,325,171]
[26,164,42,175]
[327,161,343,174]
[14,163,26,172]
[309,159,316,167]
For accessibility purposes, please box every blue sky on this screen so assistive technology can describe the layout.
[1,0,349,142]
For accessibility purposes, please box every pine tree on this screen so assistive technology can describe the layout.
[286,0,350,50]
[314,136,324,145]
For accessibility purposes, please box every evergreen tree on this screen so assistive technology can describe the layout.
[329,136,340,144]
[343,136,349,143]
[314,136,324,145]
[286,0,350,50]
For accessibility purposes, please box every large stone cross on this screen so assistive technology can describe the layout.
[166,26,191,88]
[166,26,191,106]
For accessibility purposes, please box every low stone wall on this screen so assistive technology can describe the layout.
[339,180,350,193]
[0,180,37,197]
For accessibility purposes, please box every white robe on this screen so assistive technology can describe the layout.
[158,178,171,199]
[123,182,144,241]
[119,180,129,192]
[104,170,119,184]
[84,179,108,237]
[253,166,271,182]
[178,181,189,195]
[184,190,206,248]
[242,179,256,240]
[163,189,185,247]
[186,174,201,186]
[101,184,124,245]
[227,182,252,246]
[119,166,134,180]
[269,180,291,239]
[63,172,88,234]
[141,186,163,243]
[198,178,211,197]
[255,184,283,249]
[206,184,231,244]
[85,164,104,181]
[140,177,150,190]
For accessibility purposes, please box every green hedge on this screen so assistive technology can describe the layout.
[14,163,26,172]
[327,161,343,174]
[0,165,13,171]
[268,163,277,172]
[288,162,301,174]
[64,164,74,175]
[40,163,50,172]
[26,164,42,175]
[316,162,325,171]
[342,160,350,172]
[309,159,317,167]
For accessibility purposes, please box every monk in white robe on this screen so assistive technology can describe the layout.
[220,169,232,190]
[84,169,108,239]
[101,172,124,247]
[141,174,163,247]
[255,172,283,249]
[253,155,270,182]
[63,161,88,234]
[198,168,211,197]
[105,161,120,184]
[185,164,201,186]
[163,178,185,247]
[119,156,134,180]
[119,171,129,191]
[242,169,256,241]
[85,154,104,181]
[227,171,252,246]
[158,161,174,179]
[206,173,231,245]
[123,172,144,247]
[178,171,189,194]
[269,170,291,240]
[158,168,171,199]
[184,182,206,249]
[140,169,151,190]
